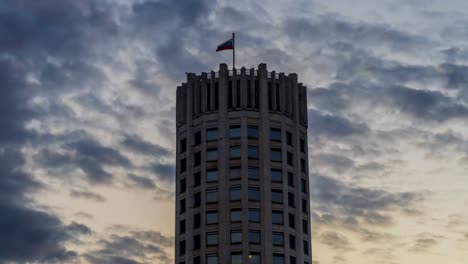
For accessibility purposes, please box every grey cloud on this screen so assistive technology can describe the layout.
[65,221,93,236]
[128,174,157,189]
[122,134,172,157]
[320,231,353,251]
[148,163,175,182]
[308,109,368,138]
[312,154,356,174]
[410,237,438,252]
[70,189,106,203]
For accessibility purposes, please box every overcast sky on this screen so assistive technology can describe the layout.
[1,0,468,263]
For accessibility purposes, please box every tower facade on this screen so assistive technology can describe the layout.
[175,63,310,264]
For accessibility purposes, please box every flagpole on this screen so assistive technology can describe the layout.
[232,32,235,69]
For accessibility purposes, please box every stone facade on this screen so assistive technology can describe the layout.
[175,63,311,264]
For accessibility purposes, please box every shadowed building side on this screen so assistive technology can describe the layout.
[175,63,310,264]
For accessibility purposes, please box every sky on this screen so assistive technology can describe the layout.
[1,0,468,263]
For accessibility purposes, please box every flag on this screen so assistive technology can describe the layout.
[216,37,234,52]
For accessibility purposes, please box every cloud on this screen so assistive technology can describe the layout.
[320,231,353,251]
[122,134,172,157]
[308,109,369,138]
[127,174,157,189]
[70,189,107,203]
[65,221,93,236]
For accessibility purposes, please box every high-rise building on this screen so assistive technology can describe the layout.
[175,63,310,264]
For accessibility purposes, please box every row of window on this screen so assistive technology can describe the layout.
[179,209,309,233]
[180,251,310,264]
[181,126,306,152]
[179,168,308,192]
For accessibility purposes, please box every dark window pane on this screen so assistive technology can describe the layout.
[289,213,295,228]
[301,159,306,173]
[193,192,201,208]
[180,158,186,173]
[288,172,294,186]
[286,132,293,146]
[231,253,242,264]
[193,234,200,250]
[273,254,284,264]
[248,146,259,159]
[194,171,201,186]
[179,240,185,256]
[180,199,186,214]
[248,230,261,244]
[248,208,260,222]
[231,230,242,244]
[207,255,218,264]
[207,211,218,224]
[270,148,282,161]
[194,256,200,264]
[303,219,309,234]
[194,213,200,228]
[272,210,283,224]
[179,219,185,234]
[180,138,187,153]
[194,151,201,166]
[179,178,186,194]
[207,148,218,161]
[206,189,218,203]
[270,128,281,141]
[230,146,241,159]
[248,187,260,201]
[304,240,310,255]
[194,131,201,145]
[288,192,295,207]
[230,187,241,201]
[287,152,293,166]
[271,168,282,182]
[300,138,305,152]
[290,256,296,264]
[207,128,218,141]
[230,126,241,138]
[272,232,284,246]
[289,234,296,249]
[302,199,308,214]
[271,189,283,204]
[207,232,218,246]
[248,166,259,180]
[207,169,218,182]
[230,166,241,179]
[301,178,307,193]
[248,126,258,139]
[231,209,242,222]
[249,253,261,264]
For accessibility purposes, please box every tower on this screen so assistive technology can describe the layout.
[175,63,310,264]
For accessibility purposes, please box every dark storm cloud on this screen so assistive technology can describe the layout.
[311,174,427,226]
[70,189,107,203]
[122,134,172,157]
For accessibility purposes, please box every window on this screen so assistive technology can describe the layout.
[206,211,218,224]
[270,128,281,141]
[248,146,259,159]
[207,232,218,246]
[288,192,295,207]
[289,234,296,249]
[271,168,282,182]
[272,210,283,224]
[194,131,201,145]
[303,219,309,234]
[303,240,310,255]
[180,138,186,153]
[207,128,218,141]
[180,158,186,173]
[179,219,185,234]
[301,158,306,173]
[194,256,200,264]
[271,189,283,204]
[194,213,200,228]
[302,199,308,214]
[206,189,218,203]
[248,126,258,139]
[193,192,201,208]
[230,125,241,138]
[248,229,261,244]
[194,171,201,186]
[207,148,218,161]
[287,152,294,166]
[193,234,200,250]
[290,256,296,264]
[286,131,293,146]
[289,213,295,228]
[179,178,186,194]
[179,240,185,256]
[273,254,285,264]
[194,151,201,166]
[230,187,241,201]
[230,146,241,159]
[300,138,305,152]
[288,172,294,187]
[248,187,260,201]
[248,166,259,180]
[207,255,218,264]
[231,209,242,222]
[272,232,284,246]
[248,208,260,222]
[248,253,261,264]
[180,199,186,214]
[271,148,282,162]
[230,166,241,179]
[207,169,218,182]
[231,230,242,244]
[231,253,242,264]
[301,178,307,193]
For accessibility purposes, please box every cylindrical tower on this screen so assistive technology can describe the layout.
[175,63,310,264]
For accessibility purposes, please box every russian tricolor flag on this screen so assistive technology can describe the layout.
[216,37,234,52]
